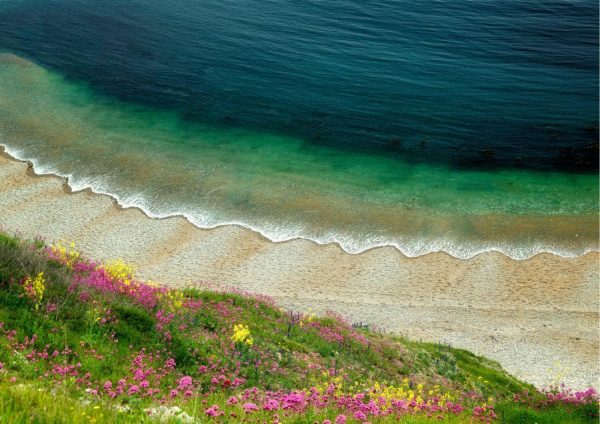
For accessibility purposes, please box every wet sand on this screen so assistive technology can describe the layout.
[0,152,598,389]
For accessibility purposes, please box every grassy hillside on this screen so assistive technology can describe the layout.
[0,231,596,423]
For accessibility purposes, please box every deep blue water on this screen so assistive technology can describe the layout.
[0,0,598,171]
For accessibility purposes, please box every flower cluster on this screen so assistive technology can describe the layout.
[21,272,45,310]
[1,235,596,424]
[158,289,184,311]
[231,324,253,346]
[69,260,165,310]
[48,241,80,269]
[103,259,135,286]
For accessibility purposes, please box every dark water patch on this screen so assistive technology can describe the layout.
[0,53,597,259]
[0,0,597,171]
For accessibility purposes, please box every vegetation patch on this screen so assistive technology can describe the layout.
[0,232,596,423]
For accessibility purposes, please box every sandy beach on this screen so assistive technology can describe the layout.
[0,151,598,390]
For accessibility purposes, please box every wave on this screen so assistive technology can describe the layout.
[0,52,597,262]
[3,143,597,261]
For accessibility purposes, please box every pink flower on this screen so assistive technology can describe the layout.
[262,399,279,411]
[179,376,193,389]
[205,405,220,417]
[132,354,144,367]
[103,381,112,391]
[198,365,207,374]
[354,411,367,421]
[128,385,140,395]
[133,368,145,381]
[232,377,245,387]
[140,380,150,389]
[164,358,176,369]
[335,415,347,424]
[170,389,178,398]
[227,396,238,405]
[323,421,332,424]
[243,402,259,414]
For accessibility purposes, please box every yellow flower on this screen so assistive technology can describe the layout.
[104,259,135,285]
[51,240,80,269]
[22,272,45,310]
[231,324,253,346]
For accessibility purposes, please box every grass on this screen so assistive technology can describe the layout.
[0,231,596,423]
[494,402,600,424]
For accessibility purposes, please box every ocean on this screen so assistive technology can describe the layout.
[0,0,598,258]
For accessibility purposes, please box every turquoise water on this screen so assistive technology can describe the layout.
[0,1,597,258]
[0,54,597,259]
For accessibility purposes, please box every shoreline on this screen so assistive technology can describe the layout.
[2,145,597,262]
[0,151,598,390]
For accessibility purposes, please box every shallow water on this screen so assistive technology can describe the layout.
[0,1,598,259]
[0,53,597,259]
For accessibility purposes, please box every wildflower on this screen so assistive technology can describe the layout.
[335,415,347,424]
[170,389,178,398]
[231,324,253,346]
[50,241,80,269]
[128,385,140,395]
[354,411,367,421]
[262,399,279,411]
[205,405,220,417]
[104,259,135,285]
[178,376,193,389]
[243,403,258,414]
[227,396,238,405]
[162,289,184,311]
[133,368,145,381]
[21,272,45,310]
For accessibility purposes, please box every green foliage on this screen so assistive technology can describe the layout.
[194,310,219,332]
[0,231,594,424]
[495,402,599,423]
[112,304,155,341]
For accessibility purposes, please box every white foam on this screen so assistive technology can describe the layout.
[2,143,597,261]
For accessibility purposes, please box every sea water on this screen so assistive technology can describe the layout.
[0,0,597,259]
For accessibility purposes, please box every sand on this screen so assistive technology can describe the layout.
[0,151,598,390]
